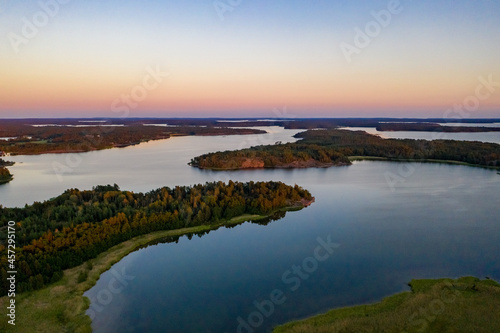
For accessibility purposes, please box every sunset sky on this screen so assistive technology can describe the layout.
[0,0,499,118]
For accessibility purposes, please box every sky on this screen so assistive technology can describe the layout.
[0,0,499,118]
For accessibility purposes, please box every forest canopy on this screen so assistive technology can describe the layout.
[0,181,313,295]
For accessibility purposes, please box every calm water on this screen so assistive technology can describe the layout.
[84,162,500,332]
[1,126,500,332]
[2,126,498,208]
[0,127,299,208]
[436,122,500,128]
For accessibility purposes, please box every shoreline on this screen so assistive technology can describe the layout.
[274,276,500,332]
[4,139,167,156]
[189,159,351,171]
[0,207,306,333]
[349,156,500,170]
[191,156,500,172]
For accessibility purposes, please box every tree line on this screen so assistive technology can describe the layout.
[0,181,312,295]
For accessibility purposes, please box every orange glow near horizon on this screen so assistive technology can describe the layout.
[0,0,499,118]
[3,66,498,117]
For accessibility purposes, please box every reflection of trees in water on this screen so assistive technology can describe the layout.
[140,210,288,249]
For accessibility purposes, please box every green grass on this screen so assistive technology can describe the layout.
[12,139,49,145]
[273,277,500,333]
[348,156,500,170]
[226,214,265,224]
[0,212,281,333]
[348,156,389,161]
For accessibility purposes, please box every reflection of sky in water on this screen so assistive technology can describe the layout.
[3,125,499,332]
[437,122,500,127]
[0,127,301,207]
[84,161,500,333]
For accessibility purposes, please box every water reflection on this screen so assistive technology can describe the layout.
[84,162,500,333]
[138,210,288,250]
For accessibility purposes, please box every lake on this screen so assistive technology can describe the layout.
[1,127,500,332]
[0,126,299,208]
[83,161,500,333]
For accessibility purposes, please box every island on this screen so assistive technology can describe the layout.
[274,276,500,332]
[189,129,500,170]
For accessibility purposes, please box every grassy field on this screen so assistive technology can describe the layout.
[273,277,500,333]
[0,213,270,333]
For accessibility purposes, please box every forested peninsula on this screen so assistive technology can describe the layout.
[0,181,313,295]
[190,129,500,170]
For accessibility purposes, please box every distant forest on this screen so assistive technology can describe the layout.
[0,181,312,295]
[0,120,265,156]
[2,118,499,156]
[376,122,500,132]
[190,129,500,170]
